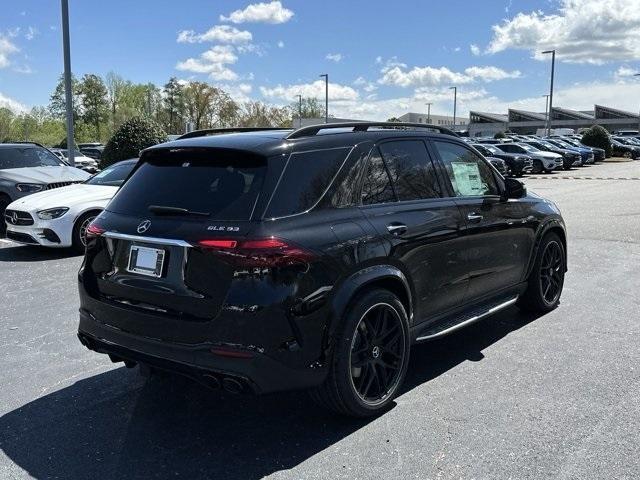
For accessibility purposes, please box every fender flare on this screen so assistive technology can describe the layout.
[525,218,568,279]
[319,264,413,363]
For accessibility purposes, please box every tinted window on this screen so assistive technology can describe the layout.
[0,146,62,169]
[378,140,441,201]
[86,161,136,186]
[433,141,500,197]
[360,148,395,205]
[107,152,266,221]
[265,148,349,218]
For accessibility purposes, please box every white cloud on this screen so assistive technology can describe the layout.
[0,91,27,112]
[176,45,239,81]
[454,47,461,52]
[486,0,640,64]
[0,35,19,68]
[13,64,33,74]
[25,26,38,41]
[277,40,284,48]
[177,25,252,44]
[470,44,481,56]
[378,63,520,87]
[220,1,294,24]
[219,83,253,102]
[325,52,343,62]
[463,66,522,82]
[260,80,359,102]
[614,65,637,79]
[353,76,377,92]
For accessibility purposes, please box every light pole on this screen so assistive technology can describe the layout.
[319,74,328,123]
[542,49,556,137]
[634,73,640,133]
[425,102,432,124]
[542,94,550,134]
[60,0,75,167]
[449,86,457,129]
[296,94,302,128]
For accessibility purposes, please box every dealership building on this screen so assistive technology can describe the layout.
[467,104,640,137]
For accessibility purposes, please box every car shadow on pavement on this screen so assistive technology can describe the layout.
[0,245,80,262]
[0,307,542,480]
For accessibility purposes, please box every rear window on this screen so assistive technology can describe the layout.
[265,147,349,218]
[107,150,266,221]
[0,146,62,169]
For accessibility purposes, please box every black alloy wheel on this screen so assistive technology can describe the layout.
[518,232,565,313]
[349,303,406,406]
[309,289,410,417]
[539,240,564,305]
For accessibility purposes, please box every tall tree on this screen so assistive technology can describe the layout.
[183,81,216,130]
[289,97,325,120]
[78,74,109,139]
[0,108,15,141]
[48,73,81,121]
[163,77,184,134]
[105,71,127,131]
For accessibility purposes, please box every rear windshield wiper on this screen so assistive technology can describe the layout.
[148,205,210,217]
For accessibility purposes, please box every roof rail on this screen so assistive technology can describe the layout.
[285,122,459,139]
[177,127,292,140]
[2,141,46,148]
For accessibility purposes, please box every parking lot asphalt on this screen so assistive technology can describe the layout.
[1,160,639,480]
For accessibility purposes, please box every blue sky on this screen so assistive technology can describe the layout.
[1,0,639,120]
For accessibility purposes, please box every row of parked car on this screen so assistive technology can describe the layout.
[48,142,105,174]
[462,133,610,177]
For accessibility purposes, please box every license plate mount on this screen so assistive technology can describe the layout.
[127,245,165,278]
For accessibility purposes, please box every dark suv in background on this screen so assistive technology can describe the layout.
[78,123,567,417]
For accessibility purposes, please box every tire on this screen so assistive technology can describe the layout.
[0,195,10,237]
[533,160,543,174]
[72,211,100,254]
[518,232,566,313]
[309,289,410,417]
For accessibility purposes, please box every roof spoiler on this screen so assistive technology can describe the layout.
[285,122,460,139]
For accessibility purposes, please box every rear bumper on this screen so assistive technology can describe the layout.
[78,307,327,395]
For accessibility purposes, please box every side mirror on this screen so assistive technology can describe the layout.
[504,177,526,199]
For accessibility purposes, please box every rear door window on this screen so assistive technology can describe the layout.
[107,150,266,221]
[265,147,350,218]
[360,148,396,205]
[378,140,441,201]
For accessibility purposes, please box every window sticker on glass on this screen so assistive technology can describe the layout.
[450,162,486,196]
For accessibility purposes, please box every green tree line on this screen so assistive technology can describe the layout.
[0,72,327,146]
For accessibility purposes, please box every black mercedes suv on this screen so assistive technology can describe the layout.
[77,122,567,417]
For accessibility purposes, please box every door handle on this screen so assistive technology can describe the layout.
[467,213,483,223]
[386,223,407,236]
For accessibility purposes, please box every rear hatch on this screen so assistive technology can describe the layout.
[83,147,279,337]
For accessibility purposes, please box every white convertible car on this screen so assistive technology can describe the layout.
[4,159,137,252]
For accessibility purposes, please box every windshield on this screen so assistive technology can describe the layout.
[519,144,539,152]
[86,161,136,186]
[0,146,63,169]
[477,144,499,154]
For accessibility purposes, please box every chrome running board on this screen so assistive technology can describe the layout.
[415,296,518,342]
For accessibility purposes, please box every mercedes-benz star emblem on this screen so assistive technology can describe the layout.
[137,220,152,234]
[9,211,18,225]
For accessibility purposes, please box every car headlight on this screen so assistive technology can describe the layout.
[16,183,44,193]
[37,207,69,220]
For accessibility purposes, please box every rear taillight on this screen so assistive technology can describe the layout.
[196,237,315,267]
[85,222,105,239]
